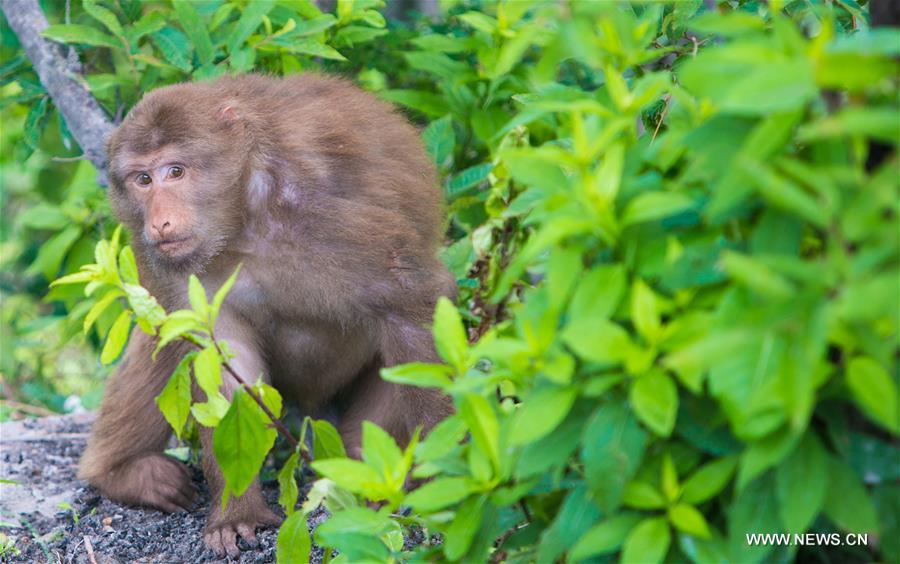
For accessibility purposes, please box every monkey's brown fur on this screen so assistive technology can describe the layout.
[80,74,455,557]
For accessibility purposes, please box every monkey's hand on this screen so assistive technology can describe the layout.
[204,498,281,558]
[95,453,197,513]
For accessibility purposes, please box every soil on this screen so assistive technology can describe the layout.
[0,414,327,564]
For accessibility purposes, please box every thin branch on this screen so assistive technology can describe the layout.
[0,0,114,183]
[206,339,311,463]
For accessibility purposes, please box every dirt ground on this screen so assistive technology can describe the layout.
[0,414,327,563]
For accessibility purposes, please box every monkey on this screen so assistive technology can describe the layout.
[77,73,456,557]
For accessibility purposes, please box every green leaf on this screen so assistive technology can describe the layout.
[127,11,166,42]
[630,371,678,437]
[279,39,346,61]
[254,381,283,419]
[83,0,124,38]
[310,459,383,496]
[446,163,492,199]
[423,115,455,167]
[379,89,449,117]
[188,274,209,321]
[118,246,139,285]
[155,354,194,440]
[622,481,666,510]
[83,289,123,334]
[846,357,898,433]
[509,385,578,445]
[151,28,194,72]
[623,192,695,226]
[681,456,738,505]
[214,388,277,499]
[582,402,647,512]
[226,0,276,54]
[631,279,662,344]
[776,432,827,533]
[444,494,486,561]
[668,504,710,538]
[191,395,230,427]
[380,362,453,389]
[312,419,347,459]
[362,422,404,486]
[720,251,793,300]
[314,507,392,562]
[592,142,626,203]
[123,283,167,329]
[277,452,300,516]
[537,485,603,563]
[823,456,880,534]
[101,310,132,365]
[42,24,120,49]
[561,318,631,364]
[27,225,82,280]
[155,310,204,354]
[210,265,241,326]
[416,415,466,462]
[728,473,779,562]
[172,0,214,65]
[404,477,474,512]
[276,511,310,563]
[621,517,671,564]
[193,346,223,399]
[432,297,468,372]
[18,203,68,230]
[797,107,900,143]
[570,512,642,561]
[458,394,500,473]
[568,264,626,321]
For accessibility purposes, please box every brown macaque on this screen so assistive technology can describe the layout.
[78,74,455,557]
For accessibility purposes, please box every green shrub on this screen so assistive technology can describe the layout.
[2,0,898,562]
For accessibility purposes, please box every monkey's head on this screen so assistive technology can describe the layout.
[107,85,249,273]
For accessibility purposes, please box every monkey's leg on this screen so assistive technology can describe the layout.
[78,331,197,513]
[338,315,453,454]
[199,324,280,558]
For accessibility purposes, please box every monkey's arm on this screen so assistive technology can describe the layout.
[78,330,196,513]
[200,314,280,558]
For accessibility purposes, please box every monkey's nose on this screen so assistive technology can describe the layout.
[152,220,173,237]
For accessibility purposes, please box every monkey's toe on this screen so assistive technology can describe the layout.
[204,510,280,557]
[205,526,240,558]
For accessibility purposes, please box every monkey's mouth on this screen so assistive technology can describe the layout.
[156,236,195,255]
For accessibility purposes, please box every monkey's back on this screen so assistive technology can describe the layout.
[212,74,444,252]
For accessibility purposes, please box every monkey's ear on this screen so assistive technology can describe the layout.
[217,104,240,122]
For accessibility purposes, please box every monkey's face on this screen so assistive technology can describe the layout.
[107,92,247,273]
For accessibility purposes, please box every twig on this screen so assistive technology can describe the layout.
[651,94,672,143]
[206,339,311,463]
[51,154,89,163]
[0,399,58,417]
[83,536,97,564]
[0,0,114,183]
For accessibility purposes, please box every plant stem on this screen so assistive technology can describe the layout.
[196,338,312,463]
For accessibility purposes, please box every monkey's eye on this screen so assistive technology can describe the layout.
[168,165,184,179]
[136,173,152,186]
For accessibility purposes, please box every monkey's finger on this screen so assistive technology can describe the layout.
[155,498,187,513]
[236,524,258,548]
[162,456,193,481]
[180,482,199,503]
[157,483,193,511]
[220,527,241,558]
[204,530,226,558]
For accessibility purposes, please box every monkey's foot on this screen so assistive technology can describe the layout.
[91,453,197,513]
[204,506,281,558]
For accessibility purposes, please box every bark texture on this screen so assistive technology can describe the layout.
[0,0,113,182]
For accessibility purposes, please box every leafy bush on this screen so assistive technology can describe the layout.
[2,0,898,562]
